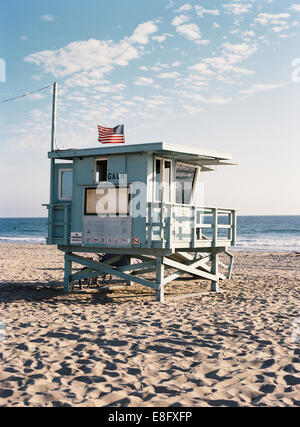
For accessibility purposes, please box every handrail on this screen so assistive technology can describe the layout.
[147,202,236,248]
[150,201,235,212]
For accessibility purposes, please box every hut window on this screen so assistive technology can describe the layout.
[95,159,107,183]
[175,163,197,204]
[85,187,129,215]
[59,169,72,200]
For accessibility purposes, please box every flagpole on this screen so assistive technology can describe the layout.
[51,81,58,152]
[50,82,58,210]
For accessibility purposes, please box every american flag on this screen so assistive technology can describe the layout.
[98,124,125,144]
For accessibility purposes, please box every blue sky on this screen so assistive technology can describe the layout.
[0,0,300,216]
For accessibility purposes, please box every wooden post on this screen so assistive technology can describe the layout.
[212,207,218,247]
[211,251,219,292]
[147,203,152,248]
[126,256,132,286]
[160,188,164,245]
[228,212,232,241]
[155,256,165,302]
[231,209,237,247]
[192,205,196,247]
[64,251,72,293]
[166,203,172,249]
[63,204,69,244]
[211,208,219,291]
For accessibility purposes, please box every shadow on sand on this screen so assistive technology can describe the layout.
[0,278,159,305]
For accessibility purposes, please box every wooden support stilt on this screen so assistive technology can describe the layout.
[155,256,165,303]
[225,251,234,279]
[60,246,231,301]
[68,253,158,290]
[210,252,219,292]
[64,252,72,293]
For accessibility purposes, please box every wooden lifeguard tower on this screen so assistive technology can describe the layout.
[44,83,236,302]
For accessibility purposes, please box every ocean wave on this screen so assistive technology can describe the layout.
[238,229,300,235]
[15,229,46,233]
[236,237,300,252]
[0,236,46,244]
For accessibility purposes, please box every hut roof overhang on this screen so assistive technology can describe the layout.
[48,142,234,167]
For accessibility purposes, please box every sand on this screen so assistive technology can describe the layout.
[0,244,299,407]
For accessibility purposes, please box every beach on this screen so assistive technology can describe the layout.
[0,244,299,407]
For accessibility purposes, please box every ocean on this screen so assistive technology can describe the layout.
[0,216,299,252]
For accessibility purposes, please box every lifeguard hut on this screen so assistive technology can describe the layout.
[44,84,236,302]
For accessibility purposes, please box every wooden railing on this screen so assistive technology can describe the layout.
[147,202,236,249]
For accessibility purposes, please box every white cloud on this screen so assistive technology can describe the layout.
[41,14,55,22]
[182,104,204,115]
[180,74,211,88]
[223,3,253,15]
[63,71,112,89]
[171,13,210,44]
[175,23,209,44]
[172,15,189,26]
[240,82,286,95]
[195,6,220,18]
[289,4,300,12]
[176,4,193,12]
[158,71,180,79]
[271,25,291,33]
[208,96,232,105]
[147,99,167,108]
[25,39,138,78]
[129,21,158,44]
[152,33,173,42]
[20,36,28,40]
[203,56,254,75]
[243,30,255,37]
[222,42,257,63]
[24,21,158,79]
[189,62,215,75]
[94,83,126,93]
[171,61,181,67]
[133,96,146,102]
[166,0,175,9]
[134,76,154,86]
[182,91,232,105]
[255,13,290,26]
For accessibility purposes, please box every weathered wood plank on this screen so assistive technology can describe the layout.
[68,253,159,290]
[163,257,218,281]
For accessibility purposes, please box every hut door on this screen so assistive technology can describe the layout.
[155,158,171,202]
[48,164,73,244]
